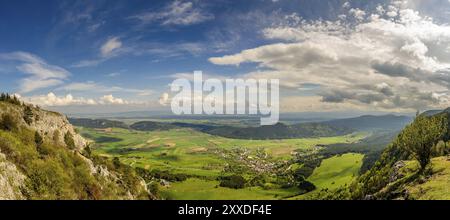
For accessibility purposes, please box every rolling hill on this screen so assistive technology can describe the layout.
[68,118,129,129]
[323,114,412,131]
[128,121,355,139]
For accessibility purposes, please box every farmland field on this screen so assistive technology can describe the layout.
[78,126,366,200]
[308,153,364,190]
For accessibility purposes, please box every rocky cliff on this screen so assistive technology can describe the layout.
[0,99,151,200]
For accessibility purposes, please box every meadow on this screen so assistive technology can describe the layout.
[78,126,366,199]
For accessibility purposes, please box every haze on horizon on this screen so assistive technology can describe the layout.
[2,0,450,116]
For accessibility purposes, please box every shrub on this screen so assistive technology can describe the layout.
[113,157,121,169]
[219,175,246,189]
[298,180,316,192]
[34,131,44,148]
[136,168,188,182]
[148,182,160,198]
[23,106,34,125]
[52,130,60,145]
[0,113,19,131]
[64,131,76,150]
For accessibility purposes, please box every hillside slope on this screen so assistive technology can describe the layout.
[404,156,450,200]
[350,111,450,200]
[0,98,151,200]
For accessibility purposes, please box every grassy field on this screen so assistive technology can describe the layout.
[160,179,299,200]
[288,153,364,200]
[308,153,364,190]
[80,127,363,175]
[78,126,365,199]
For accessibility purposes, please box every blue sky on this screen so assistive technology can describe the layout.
[2,0,450,114]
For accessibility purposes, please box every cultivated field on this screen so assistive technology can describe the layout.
[79,126,365,200]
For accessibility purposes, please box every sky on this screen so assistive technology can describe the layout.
[2,0,450,115]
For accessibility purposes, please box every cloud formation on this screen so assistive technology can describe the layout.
[209,0,450,111]
[0,51,70,93]
[130,0,213,26]
[73,36,125,68]
[19,93,135,107]
[101,37,122,57]
[23,93,96,106]
[57,81,153,96]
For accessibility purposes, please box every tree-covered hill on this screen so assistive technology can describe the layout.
[68,118,129,129]
[204,122,354,139]
[129,121,354,140]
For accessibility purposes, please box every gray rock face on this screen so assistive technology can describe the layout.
[0,152,25,200]
[389,161,406,183]
[31,110,87,150]
[0,103,87,150]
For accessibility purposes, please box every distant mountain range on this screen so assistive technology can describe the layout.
[202,123,353,140]
[322,114,413,131]
[68,118,128,129]
[69,114,413,140]
[421,107,450,117]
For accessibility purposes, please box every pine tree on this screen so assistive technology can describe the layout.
[23,105,34,125]
[398,114,448,173]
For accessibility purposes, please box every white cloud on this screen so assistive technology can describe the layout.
[0,51,70,93]
[130,0,213,26]
[99,94,127,105]
[57,81,153,96]
[71,59,105,68]
[101,37,122,57]
[349,8,366,21]
[159,92,169,106]
[72,36,124,68]
[209,2,450,112]
[19,93,137,107]
[107,72,121,77]
[23,93,97,106]
[343,2,351,9]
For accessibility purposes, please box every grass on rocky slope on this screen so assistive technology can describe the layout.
[404,157,450,200]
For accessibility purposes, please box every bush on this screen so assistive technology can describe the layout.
[34,131,44,150]
[23,106,34,125]
[0,113,19,131]
[136,168,188,182]
[52,130,60,145]
[64,131,76,150]
[219,175,246,189]
[148,182,161,198]
[298,180,316,192]
[35,131,43,146]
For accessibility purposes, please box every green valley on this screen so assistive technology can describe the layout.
[77,124,366,200]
